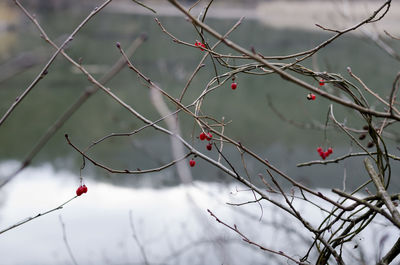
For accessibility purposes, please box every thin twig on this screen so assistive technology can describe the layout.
[0,35,146,189]
[131,0,156,14]
[167,0,400,121]
[207,209,308,265]
[66,134,191,175]
[129,211,150,265]
[364,158,400,227]
[0,0,113,127]
[297,151,400,167]
[0,196,77,235]
[59,215,79,265]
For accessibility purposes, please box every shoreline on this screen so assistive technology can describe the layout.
[107,0,400,35]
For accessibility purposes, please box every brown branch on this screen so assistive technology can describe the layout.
[377,237,400,265]
[389,72,400,116]
[84,105,185,153]
[65,134,191,175]
[0,35,146,189]
[59,215,79,265]
[332,188,399,228]
[384,30,400,40]
[364,158,400,227]
[167,0,400,121]
[0,0,113,127]
[129,211,150,265]
[261,1,391,62]
[0,196,77,235]
[297,152,400,167]
[347,67,400,116]
[329,105,375,160]
[207,209,308,265]
[131,0,156,14]
[315,23,341,33]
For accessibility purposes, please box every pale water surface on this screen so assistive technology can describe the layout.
[0,161,398,265]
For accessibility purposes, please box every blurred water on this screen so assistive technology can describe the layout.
[0,161,399,265]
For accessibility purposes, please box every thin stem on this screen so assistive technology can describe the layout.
[0,196,77,235]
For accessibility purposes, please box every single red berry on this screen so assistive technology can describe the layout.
[327,147,333,155]
[231,82,237,90]
[189,159,196,167]
[76,186,84,196]
[199,132,206,141]
[320,152,326,160]
[82,185,88,193]
[319,79,325,86]
[317,147,323,153]
[206,143,212,151]
[324,151,330,158]
[206,133,212,141]
[307,93,316,100]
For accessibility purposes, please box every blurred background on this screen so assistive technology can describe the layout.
[0,0,399,264]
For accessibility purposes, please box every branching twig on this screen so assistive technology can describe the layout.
[0,0,113,127]
[207,209,309,265]
[0,34,146,189]
[59,215,79,265]
[364,158,400,227]
[129,211,150,265]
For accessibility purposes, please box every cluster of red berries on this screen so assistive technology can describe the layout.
[76,184,88,196]
[190,132,214,167]
[317,147,333,160]
[194,41,206,51]
[306,79,325,100]
[200,132,213,151]
[199,132,212,141]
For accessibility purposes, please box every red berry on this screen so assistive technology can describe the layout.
[189,159,196,167]
[307,93,316,100]
[317,147,323,153]
[206,143,212,151]
[206,133,212,141]
[324,151,329,158]
[319,79,325,86]
[231,82,237,90]
[76,186,84,196]
[199,132,206,141]
[327,147,333,154]
[195,41,205,51]
[320,153,326,160]
[82,185,88,193]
